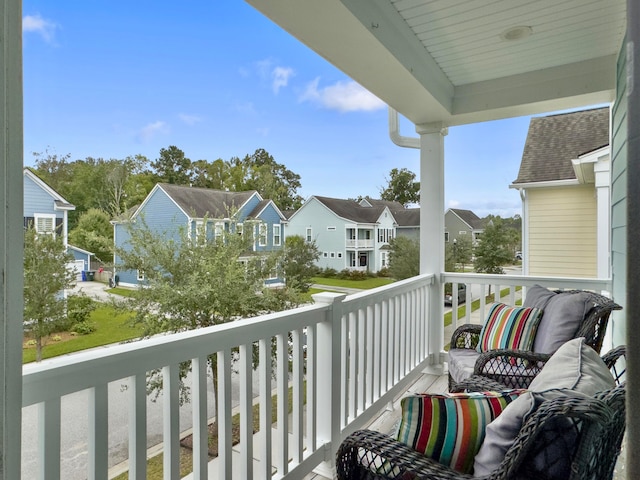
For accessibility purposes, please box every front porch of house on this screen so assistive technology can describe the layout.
[22,272,618,479]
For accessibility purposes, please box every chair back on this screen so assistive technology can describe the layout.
[572,291,622,353]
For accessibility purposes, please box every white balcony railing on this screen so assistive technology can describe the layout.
[345,239,374,249]
[21,272,613,479]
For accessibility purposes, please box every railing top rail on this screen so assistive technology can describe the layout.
[342,273,435,308]
[22,301,329,406]
[441,272,612,292]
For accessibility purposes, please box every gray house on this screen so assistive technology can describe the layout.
[444,208,484,245]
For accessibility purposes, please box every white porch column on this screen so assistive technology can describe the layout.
[417,122,447,367]
[594,156,611,279]
[0,1,24,479]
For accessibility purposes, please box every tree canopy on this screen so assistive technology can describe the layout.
[473,218,514,274]
[388,236,420,280]
[380,168,420,206]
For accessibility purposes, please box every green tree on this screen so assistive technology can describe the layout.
[451,236,474,272]
[114,218,300,398]
[68,208,114,263]
[24,228,76,362]
[388,236,420,280]
[229,149,304,210]
[473,219,513,274]
[380,168,420,206]
[151,145,192,184]
[279,235,320,292]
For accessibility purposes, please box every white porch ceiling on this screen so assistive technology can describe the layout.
[245,0,626,126]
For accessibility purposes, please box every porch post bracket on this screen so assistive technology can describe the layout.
[416,121,449,137]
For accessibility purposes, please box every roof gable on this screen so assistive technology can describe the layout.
[136,184,262,220]
[514,107,610,184]
[314,196,385,223]
[23,168,75,210]
[447,208,484,230]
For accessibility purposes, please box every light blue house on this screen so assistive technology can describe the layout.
[23,168,93,279]
[286,196,397,273]
[113,183,287,287]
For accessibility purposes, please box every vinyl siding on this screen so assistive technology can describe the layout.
[23,174,63,220]
[527,185,597,277]
[287,198,347,271]
[610,40,627,347]
[255,203,283,252]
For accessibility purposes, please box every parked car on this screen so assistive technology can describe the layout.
[444,283,466,306]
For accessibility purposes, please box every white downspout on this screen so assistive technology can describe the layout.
[388,107,420,149]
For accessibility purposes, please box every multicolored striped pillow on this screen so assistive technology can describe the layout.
[477,303,543,355]
[396,390,525,474]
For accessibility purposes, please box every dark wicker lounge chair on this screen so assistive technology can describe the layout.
[336,347,626,480]
[448,289,622,391]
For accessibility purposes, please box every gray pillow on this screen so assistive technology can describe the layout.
[523,286,593,354]
[473,337,615,476]
[528,337,615,393]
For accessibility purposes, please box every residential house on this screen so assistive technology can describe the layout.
[444,208,484,245]
[4,2,638,479]
[23,168,93,279]
[287,196,396,272]
[359,198,421,240]
[113,183,287,287]
[510,107,610,278]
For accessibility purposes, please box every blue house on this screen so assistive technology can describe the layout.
[23,168,93,280]
[113,183,287,287]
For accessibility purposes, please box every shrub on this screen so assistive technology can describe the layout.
[317,267,338,278]
[67,294,97,326]
[72,321,96,335]
[377,267,391,277]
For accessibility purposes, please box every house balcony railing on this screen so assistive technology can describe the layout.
[21,272,613,479]
[345,239,374,249]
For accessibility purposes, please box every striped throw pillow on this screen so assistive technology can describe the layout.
[396,390,525,473]
[477,303,543,354]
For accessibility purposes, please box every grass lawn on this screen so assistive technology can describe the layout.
[106,286,138,297]
[311,276,395,289]
[23,305,142,364]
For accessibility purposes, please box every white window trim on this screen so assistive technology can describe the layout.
[259,223,268,246]
[306,227,312,242]
[137,270,145,281]
[214,221,225,241]
[273,224,281,246]
[34,213,56,236]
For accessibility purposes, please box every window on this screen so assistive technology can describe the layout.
[381,251,388,267]
[35,213,56,235]
[323,252,328,258]
[236,223,243,236]
[349,252,356,267]
[327,226,336,231]
[273,224,281,246]
[214,222,224,241]
[259,223,268,246]
[378,228,394,243]
[330,252,335,258]
[445,232,450,242]
[306,227,312,242]
[195,220,205,240]
[337,252,342,258]
[459,230,467,235]
[137,270,145,281]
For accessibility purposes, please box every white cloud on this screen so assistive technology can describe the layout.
[272,66,294,94]
[178,113,202,126]
[136,121,169,142]
[23,14,58,43]
[300,78,385,112]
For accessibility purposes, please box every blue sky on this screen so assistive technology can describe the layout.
[22,1,585,218]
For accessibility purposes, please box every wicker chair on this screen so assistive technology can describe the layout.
[336,347,626,480]
[448,290,621,391]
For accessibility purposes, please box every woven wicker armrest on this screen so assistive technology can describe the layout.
[449,375,509,393]
[450,324,482,350]
[336,429,475,480]
[494,393,616,480]
[473,349,552,390]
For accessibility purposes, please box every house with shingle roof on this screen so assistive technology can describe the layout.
[444,208,484,246]
[359,197,420,240]
[510,106,611,278]
[286,196,397,272]
[113,183,286,287]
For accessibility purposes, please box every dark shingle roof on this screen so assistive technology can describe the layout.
[513,107,610,184]
[247,199,271,219]
[393,208,420,227]
[158,184,257,218]
[450,208,484,229]
[315,196,385,223]
[362,198,406,211]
